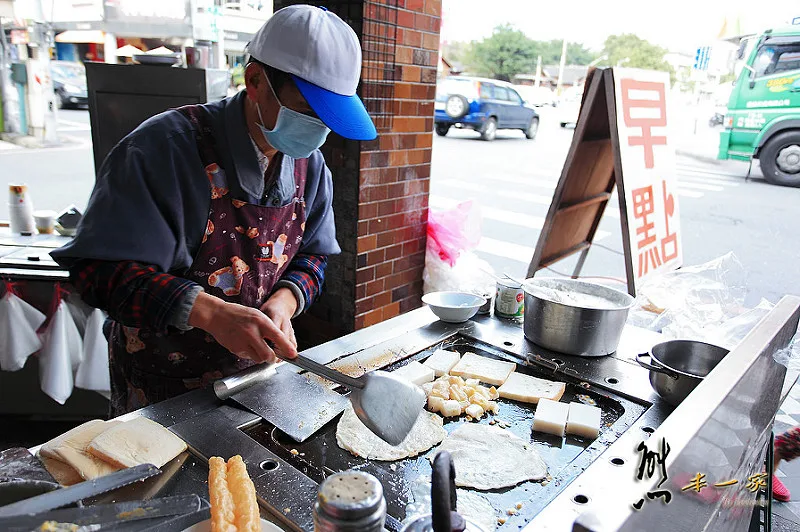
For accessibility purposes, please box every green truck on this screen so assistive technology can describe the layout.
[718,26,800,187]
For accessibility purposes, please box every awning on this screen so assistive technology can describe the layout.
[55,30,105,44]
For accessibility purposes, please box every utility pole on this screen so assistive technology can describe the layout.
[556,38,567,96]
[534,55,542,89]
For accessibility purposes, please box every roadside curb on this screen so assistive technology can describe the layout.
[675,148,721,165]
[0,133,82,150]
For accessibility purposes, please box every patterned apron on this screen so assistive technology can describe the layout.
[108,105,308,416]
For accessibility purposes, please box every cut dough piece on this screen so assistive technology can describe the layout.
[54,420,123,480]
[392,361,435,386]
[88,417,188,468]
[449,353,516,386]
[498,373,566,404]
[532,398,569,437]
[566,402,602,439]
[336,405,446,461]
[38,454,83,486]
[436,424,547,490]
[424,349,461,377]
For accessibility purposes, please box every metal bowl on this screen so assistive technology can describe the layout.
[422,292,486,323]
[522,278,634,356]
[637,340,730,406]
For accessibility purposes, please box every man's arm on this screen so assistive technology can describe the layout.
[69,259,199,333]
[273,253,327,317]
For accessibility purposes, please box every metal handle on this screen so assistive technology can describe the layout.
[283,354,365,390]
[213,363,277,400]
[635,352,679,379]
[431,451,465,532]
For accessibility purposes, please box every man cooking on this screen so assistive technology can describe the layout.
[51,5,377,416]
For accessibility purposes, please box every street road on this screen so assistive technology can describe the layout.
[2,106,799,306]
[430,106,800,307]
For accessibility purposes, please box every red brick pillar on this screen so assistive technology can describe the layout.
[276,0,442,345]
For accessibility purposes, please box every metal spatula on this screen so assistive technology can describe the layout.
[286,354,426,446]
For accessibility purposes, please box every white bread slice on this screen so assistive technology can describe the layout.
[532,398,569,437]
[423,349,461,377]
[88,417,187,469]
[38,453,83,486]
[449,353,515,386]
[40,419,105,460]
[566,402,602,439]
[54,420,123,480]
[392,361,435,385]
[498,372,566,404]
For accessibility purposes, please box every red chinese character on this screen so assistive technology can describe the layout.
[660,180,678,262]
[631,185,662,277]
[620,79,667,169]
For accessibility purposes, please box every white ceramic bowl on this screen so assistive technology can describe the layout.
[422,291,486,323]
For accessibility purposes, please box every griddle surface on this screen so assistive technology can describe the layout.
[245,335,648,527]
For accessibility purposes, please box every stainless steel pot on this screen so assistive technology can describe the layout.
[522,278,635,357]
[636,340,730,406]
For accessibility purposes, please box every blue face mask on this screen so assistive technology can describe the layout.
[256,72,330,159]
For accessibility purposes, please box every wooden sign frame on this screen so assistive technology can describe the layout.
[526,67,637,296]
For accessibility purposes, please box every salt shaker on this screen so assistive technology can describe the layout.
[313,471,386,532]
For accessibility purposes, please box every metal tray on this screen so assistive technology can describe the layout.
[245,334,649,527]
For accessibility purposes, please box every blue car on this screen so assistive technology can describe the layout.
[434,76,539,141]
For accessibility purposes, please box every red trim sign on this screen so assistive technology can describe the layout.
[614,68,682,282]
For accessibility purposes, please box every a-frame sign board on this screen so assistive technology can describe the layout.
[526,67,636,295]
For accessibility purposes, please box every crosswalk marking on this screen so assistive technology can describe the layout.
[675,180,724,192]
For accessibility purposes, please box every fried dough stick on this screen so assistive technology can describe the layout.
[209,456,237,532]
[227,455,260,532]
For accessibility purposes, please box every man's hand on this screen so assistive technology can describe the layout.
[188,292,297,363]
[260,288,298,350]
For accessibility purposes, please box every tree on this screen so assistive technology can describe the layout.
[463,24,537,81]
[601,34,673,74]
[531,40,596,66]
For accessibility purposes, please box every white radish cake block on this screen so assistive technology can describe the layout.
[392,361,435,385]
[498,373,566,404]
[532,398,569,437]
[424,349,461,377]
[566,402,602,439]
[449,352,516,386]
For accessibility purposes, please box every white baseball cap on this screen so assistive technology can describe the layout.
[248,5,377,141]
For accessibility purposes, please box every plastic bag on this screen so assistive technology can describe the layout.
[75,308,111,396]
[629,253,773,350]
[0,290,46,371]
[38,300,83,404]
[423,201,495,296]
[774,330,800,371]
[426,201,481,267]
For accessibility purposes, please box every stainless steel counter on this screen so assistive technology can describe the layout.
[91,296,800,531]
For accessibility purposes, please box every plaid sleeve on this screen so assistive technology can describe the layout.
[279,253,327,312]
[69,259,199,333]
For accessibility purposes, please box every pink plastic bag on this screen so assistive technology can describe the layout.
[426,201,481,267]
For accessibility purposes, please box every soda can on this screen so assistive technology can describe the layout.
[495,280,524,318]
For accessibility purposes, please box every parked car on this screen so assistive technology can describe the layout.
[50,61,87,109]
[514,84,558,107]
[557,84,584,128]
[434,76,539,141]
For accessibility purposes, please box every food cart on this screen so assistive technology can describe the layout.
[4,290,794,531]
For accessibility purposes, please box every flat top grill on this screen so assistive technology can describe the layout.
[245,334,649,528]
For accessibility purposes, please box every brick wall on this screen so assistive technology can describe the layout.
[275,0,442,345]
[355,0,441,330]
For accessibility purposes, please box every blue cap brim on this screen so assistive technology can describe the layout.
[292,75,377,141]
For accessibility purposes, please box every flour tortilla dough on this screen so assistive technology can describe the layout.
[336,406,446,461]
[436,424,547,489]
[457,490,497,531]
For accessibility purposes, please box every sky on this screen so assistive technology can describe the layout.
[440,0,800,55]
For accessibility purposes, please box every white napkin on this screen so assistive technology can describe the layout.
[39,300,83,404]
[75,309,110,396]
[0,292,46,371]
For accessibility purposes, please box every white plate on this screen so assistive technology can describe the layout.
[182,518,283,532]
